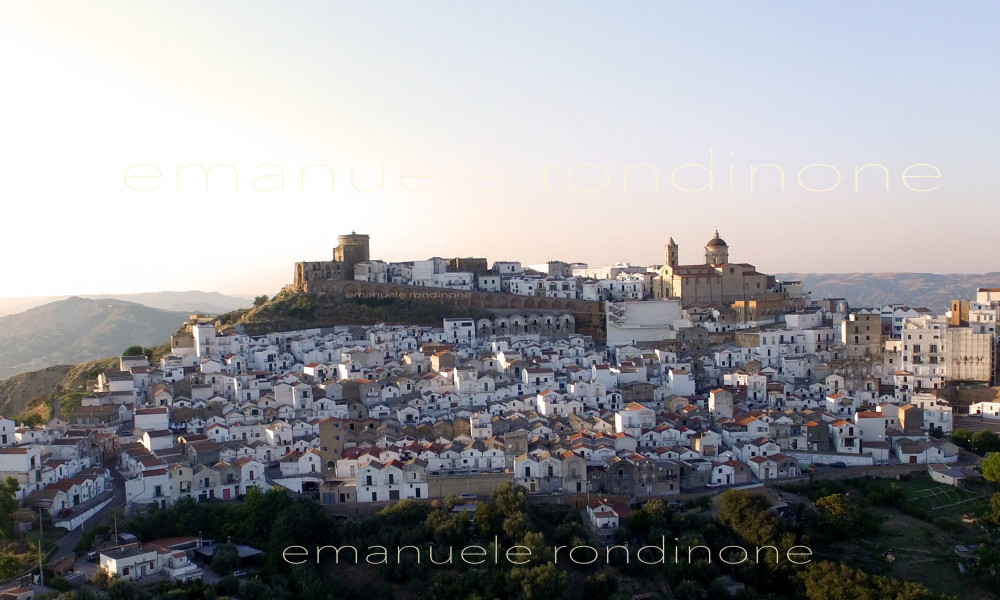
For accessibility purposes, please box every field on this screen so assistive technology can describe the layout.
[807,473,998,600]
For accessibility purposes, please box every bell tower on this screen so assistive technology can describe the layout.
[665,237,678,268]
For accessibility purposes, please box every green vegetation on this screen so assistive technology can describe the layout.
[9,412,46,427]
[74,524,111,556]
[0,477,22,538]
[983,453,1000,483]
[799,560,949,600]
[780,473,999,598]
[952,428,1000,456]
[211,542,241,575]
[0,296,188,380]
[237,291,495,335]
[55,483,967,600]
[123,345,155,361]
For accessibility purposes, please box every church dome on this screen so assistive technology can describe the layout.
[706,230,727,248]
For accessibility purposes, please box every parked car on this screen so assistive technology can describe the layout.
[830,461,847,469]
[705,482,721,488]
[86,551,99,562]
[233,570,248,578]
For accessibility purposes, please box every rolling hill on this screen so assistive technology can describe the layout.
[0,290,252,318]
[777,272,1000,312]
[0,297,188,380]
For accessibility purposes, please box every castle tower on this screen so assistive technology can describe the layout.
[705,230,729,266]
[333,232,370,278]
[665,237,678,268]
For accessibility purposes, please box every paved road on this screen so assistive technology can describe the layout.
[53,465,126,561]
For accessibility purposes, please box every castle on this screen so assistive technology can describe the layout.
[293,232,371,288]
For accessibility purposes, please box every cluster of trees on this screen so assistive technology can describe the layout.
[61,484,961,600]
[241,291,493,334]
[109,484,590,600]
[952,428,1000,456]
[122,346,155,361]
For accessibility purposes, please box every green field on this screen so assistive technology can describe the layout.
[786,473,998,599]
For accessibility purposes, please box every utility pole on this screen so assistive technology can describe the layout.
[38,506,44,587]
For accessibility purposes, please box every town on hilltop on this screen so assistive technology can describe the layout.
[2,230,998,585]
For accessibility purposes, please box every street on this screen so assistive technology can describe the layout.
[53,463,127,561]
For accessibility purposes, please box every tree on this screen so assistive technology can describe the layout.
[973,430,1000,454]
[253,295,269,307]
[511,563,568,600]
[288,296,316,319]
[92,569,110,589]
[952,428,974,451]
[211,543,240,575]
[583,572,619,600]
[518,531,553,566]
[106,576,139,600]
[673,580,703,600]
[473,501,499,538]
[990,492,1000,525]
[493,483,528,518]
[122,346,154,361]
[0,476,20,538]
[799,560,945,600]
[983,453,1000,483]
[717,490,783,546]
[816,493,850,519]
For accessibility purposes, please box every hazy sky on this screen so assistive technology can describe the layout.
[1,2,997,297]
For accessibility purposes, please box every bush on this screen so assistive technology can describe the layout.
[48,576,71,592]
[934,517,960,533]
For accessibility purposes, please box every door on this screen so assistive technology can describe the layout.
[223,488,231,500]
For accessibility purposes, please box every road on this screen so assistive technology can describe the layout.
[53,465,127,561]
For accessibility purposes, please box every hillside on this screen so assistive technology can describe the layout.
[0,357,118,420]
[231,290,495,335]
[777,272,1000,311]
[0,297,188,379]
[0,290,251,318]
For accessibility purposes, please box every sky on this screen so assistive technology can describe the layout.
[1,1,997,297]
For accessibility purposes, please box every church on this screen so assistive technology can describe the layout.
[652,231,773,306]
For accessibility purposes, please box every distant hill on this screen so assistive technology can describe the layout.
[0,297,188,380]
[777,272,1000,312]
[0,290,252,318]
[0,358,117,420]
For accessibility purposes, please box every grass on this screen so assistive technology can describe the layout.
[802,473,999,599]
[853,509,993,599]
[779,473,999,598]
